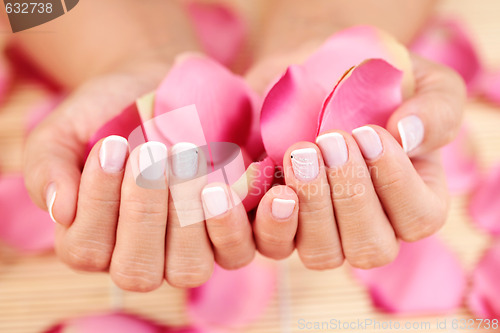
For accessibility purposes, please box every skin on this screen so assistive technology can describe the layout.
[18,0,465,291]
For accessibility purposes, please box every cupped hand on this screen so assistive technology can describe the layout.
[24,59,255,292]
[251,54,466,269]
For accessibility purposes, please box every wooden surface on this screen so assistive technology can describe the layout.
[1,1,500,332]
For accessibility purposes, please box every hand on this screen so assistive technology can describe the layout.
[24,58,255,292]
[250,54,466,269]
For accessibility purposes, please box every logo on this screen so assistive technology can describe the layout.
[4,0,79,32]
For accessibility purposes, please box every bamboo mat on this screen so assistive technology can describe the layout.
[1,1,500,332]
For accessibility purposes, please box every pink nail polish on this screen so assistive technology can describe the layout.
[352,126,383,160]
[99,136,128,173]
[271,198,296,220]
[202,187,229,217]
[291,148,319,181]
[316,133,348,167]
[398,115,424,153]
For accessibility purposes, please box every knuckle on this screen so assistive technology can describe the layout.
[166,259,213,288]
[346,238,398,269]
[211,230,246,251]
[399,209,446,242]
[111,255,163,292]
[63,242,111,271]
[299,248,344,270]
[257,229,294,248]
[121,198,166,226]
[112,271,163,292]
[217,251,255,270]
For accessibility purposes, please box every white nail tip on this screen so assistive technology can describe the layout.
[291,148,319,181]
[139,142,167,180]
[316,133,348,167]
[202,187,229,217]
[46,184,57,223]
[352,126,383,160]
[398,115,424,153]
[171,142,198,179]
[99,136,128,173]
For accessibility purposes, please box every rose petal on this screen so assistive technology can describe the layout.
[353,237,466,314]
[318,59,404,134]
[43,312,207,333]
[0,174,54,253]
[187,2,246,67]
[477,69,500,105]
[155,55,259,155]
[468,241,500,319]
[233,156,275,211]
[188,261,276,328]
[260,65,326,165]
[411,18,482,89]
[441,126,481,194]
[468,164,500,236]
[303,25,414,96]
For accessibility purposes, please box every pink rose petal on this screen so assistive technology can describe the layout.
[468,241,500,319]
[353,237,466,314]
[44,312,208,333]
[411,18,482,89]
[0,174,54,253]
[477,69,500,105]
[187,2,246,67]
[469,164,500,236]
[155,55,260,155]
[188,261,276,328]
[260,65,326,165]
[441,126,481,194]
[303,25,413,94]
[318,59,404,134]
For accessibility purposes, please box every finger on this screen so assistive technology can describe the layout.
[24,115,83,226]
[352,125,448,242]
[254,185,298,260]
[110,141,168,292]
[56,136,128,271]
[165,143,214,288]
[202,184,255,270]
[316,131,399,269]
[386,54,466,156]
[283,143,344,270]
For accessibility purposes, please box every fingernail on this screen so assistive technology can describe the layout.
[99,136,128,173]
[139,141,167,180]
[291,148,319,181]
[171,142,198,179]
[271,198,296,220]
[202,186,229,217]
[316,133,348,167]
[352,126,383,159]
[46,183,57,223]
[398,115,424,153]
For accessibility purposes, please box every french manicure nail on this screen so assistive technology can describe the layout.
[291,148,319,181]
[398,115,424,153]
[202,187,229,217]
[352,126,383,159]
[46,183,57,223]
[171,142,198,179]
[271,198,296,220]
[316,133,348,167]
[99,136,128,173]
[139,141,167,180]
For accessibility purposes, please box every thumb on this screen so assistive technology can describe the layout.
[386,54,466,156]
[24,112,84,227]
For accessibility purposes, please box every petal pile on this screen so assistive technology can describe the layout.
[353,237,466,314]
[188,261,276,328]
[0,174,54,253]
[468,164,500,236]
[261,26,414,166]
[410,18,482,89]
[468,241,500,319]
